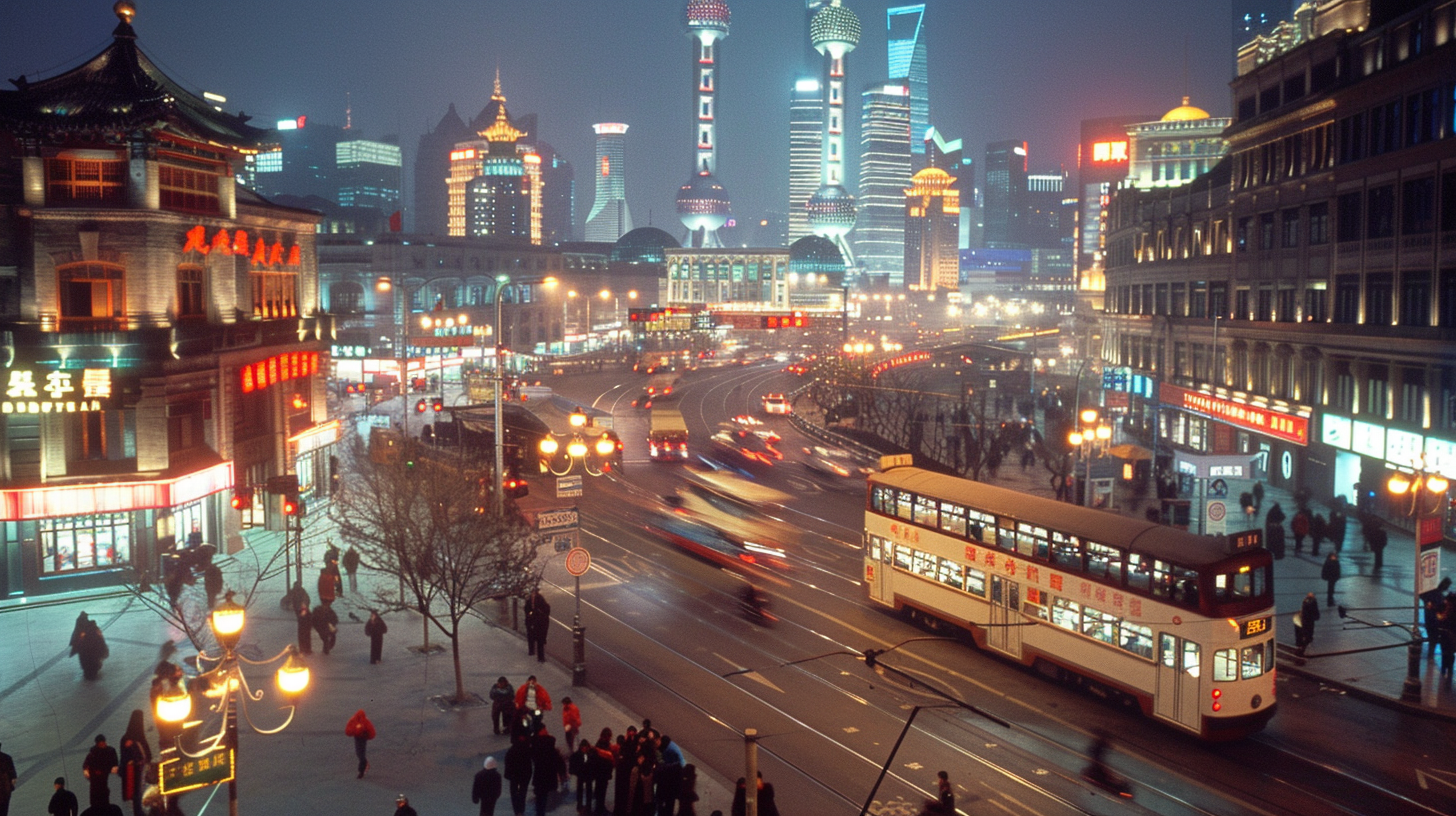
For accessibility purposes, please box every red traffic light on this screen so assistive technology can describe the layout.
[230,487,252,510]
[415,399,428,413]
[432,399,444,413]
[282,494,304,516]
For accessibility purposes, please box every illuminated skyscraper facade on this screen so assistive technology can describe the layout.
[789,1,831,243]
[335,139,402,213]
[905,166,961,292]
[448,75,543,243]
[982,139,1027,247]
[806,0,861,269]
[677,0,733,248]
[585,123,633,242]
[464,93,530,243]
[887,4,930,164]
[854,82,910,283]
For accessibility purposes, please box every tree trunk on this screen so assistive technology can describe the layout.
[421,602,430,650]
[451,622,466,702]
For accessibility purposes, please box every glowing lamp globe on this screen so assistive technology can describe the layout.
[595,436,617,456]
[1429,474,1450,494]
[539,437,560,456]
[210,592,246,651]
[276,650,310,696]
[677,172,731,233]
[567,440,589,459]
[810,2,861,59]
[154,684,191,723]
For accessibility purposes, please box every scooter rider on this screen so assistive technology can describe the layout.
[741,584,767,618]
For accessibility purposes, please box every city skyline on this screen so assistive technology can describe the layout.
[1,0,1234,239]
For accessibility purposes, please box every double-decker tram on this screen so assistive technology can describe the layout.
[864,460,1276,740]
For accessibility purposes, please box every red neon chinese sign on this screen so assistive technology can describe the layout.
[240,352,319,394]
[1159,383,1308,446]
[182,226,300,269]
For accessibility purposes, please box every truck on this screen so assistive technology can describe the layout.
[648,408,690,461]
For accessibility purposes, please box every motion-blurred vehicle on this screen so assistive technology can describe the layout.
[722,417,780,445]
[710,428,783,467]
[761,393,790,415]
[631,372,681,409]
[672,469,795,548]
[801,445,875,479]
[643,511,790,574]
[648,408,690,461]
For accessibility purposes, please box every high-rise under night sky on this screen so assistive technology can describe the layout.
[0,0,1234,237]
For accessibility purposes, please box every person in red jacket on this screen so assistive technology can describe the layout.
[514,675,552,734]
[561,696,582,753]
[345,709,376,779]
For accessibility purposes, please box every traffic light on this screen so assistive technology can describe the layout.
[282,493,305,517]
[432,399,444,413]
[415,399,428,413]
[230,486,253,510]
[504,472,529,499]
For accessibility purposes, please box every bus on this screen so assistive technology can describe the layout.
[672,469,796,548]
[864,461,1276,740]
[648,408,690,461]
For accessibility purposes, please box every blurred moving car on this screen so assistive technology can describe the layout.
[671,468,797,548]
[801,445,875,479]
[761,393,790,415]
[643,510,790,574]
[710,428,783,467]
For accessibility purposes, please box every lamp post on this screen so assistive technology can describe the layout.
[418,311,469,441]
[492,274,512,516]
[154,591,309,816]
[376,277,413,438]
[1068,408,1112,507]
[538,408,620,477]
[1386,460,1450,702]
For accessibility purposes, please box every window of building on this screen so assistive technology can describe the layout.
[1308,201,1330,245]
[1209,282,1228,318]
[1407,88,1441,146]
[1170,283,1187,316]
[1236,217,1251,252]
[1368,185,1397,240]
[1370,101,1401,156]
[1403,177,1436,235]
[1190,281,1207,318]
[159,163,221,214]
[67,409,134,463]
[44,155,126,206]
[1338,112,1367,163]
[1367,367,1389,417]
[1399,371,1426,425]
[1334,370,1356,412]
[176,264,206,320]
[40,513,131,575]
[1259,213,1276,250]
[58,262,125,330]
[1338,192,1363,242]
[1440,269,1456,327]
[1401,272,1432,326]
[1367,272,1394,324]
[1334,274,1361,323]
[251,267,298,319]
[1257,287,1274,321]
[1305,285,1327,322]
[1235,288,1251,320]
[1278,288,1298,322]
[1281,208,1300,248]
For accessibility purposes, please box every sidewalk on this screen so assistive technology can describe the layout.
[0,521,733,816]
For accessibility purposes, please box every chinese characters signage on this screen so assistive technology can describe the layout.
[159,747,234,795]
[1159,383,1308,446]
[182,225,300,268]
[2,367,114,413]
[241,352,319,394]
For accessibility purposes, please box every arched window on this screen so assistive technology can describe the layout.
[57,262,125,330]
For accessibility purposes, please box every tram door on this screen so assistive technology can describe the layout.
[989,577,1022,658]
[1155,633,1202,730]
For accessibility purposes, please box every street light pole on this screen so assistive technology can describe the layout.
[1387,462,1450,702]
[493,275,509,516]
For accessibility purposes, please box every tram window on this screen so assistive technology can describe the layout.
[937,557,964,591]
[1241,642,1270,679]
[1160,634,1177,668]
[871,485,894,514]
[996,518,1017,551]
[965,566,987,597]
[911,550,938,581]
[894,543,913,570]
[1150,560,1179,600]
[868,536,882,561]
[1085,542,1124,583]
[1174,568,1201,607]
[1024,588,1049,620]
[939,502,967,537]
[913,495,938,527]
[1083,607,1118,645]
[1050,533,1082,570]
[895,490,914,520]
[1017,523,1049,560]
[1215,565,1267,601]
[1052,597,1082,631]
[1214,648,1238,682]
[1126,553,1152,592]
[1182,641,1202,678]
[1121,624,1154,659]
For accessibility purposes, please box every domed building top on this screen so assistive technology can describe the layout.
[810,1,861,50]
[908,166,956,193]
[676,172,731,214]
[479,70,524,144]
[1161,96,1210,122]
[789,235,845,274]
[685,0,731,32]
[612,227,681,264]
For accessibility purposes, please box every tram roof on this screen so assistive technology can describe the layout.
[872,467,1245,567]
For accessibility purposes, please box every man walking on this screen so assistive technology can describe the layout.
[504,736,533,816]
[1295,592,1321,654]
[525,591,551,663]
[48,778,78,816]
[473,757,502,816]
[1321,552,1342,607]
[81,735,118,809]
[489,677,515,736]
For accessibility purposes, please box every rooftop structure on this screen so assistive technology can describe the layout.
[678,0,733,247]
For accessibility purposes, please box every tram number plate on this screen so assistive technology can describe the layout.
[1239,616,1272,639]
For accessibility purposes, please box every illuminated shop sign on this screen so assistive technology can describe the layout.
[1090,140,1129,164]
[330,344,372,359]
[240,352,319,394]
[450,148,477,162]
[182,226,301,268]
[1159,383,1308,445]
[1321,414,1352,448]
[0,461,233,522]
[1351,420,1384,458]
[3,367,114,413]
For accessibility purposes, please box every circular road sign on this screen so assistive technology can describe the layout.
[1207,501,1227,522]
[565,547,591,577]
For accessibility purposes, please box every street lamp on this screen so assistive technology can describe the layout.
[492,275,559,514]
[1068,408,1112,507]
[538,408,621,477]
[418,311,469,436]
[1386,459,1450,702]
[153,591,308,816]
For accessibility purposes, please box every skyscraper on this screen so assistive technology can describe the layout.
[982,139,1027,248]
[414,104,473,235]
[335,139,402,213]
[904,166,960,292]
[887,4,930,164]
[854,82,910,283]
[787,77,823,242]
[925,127,974,249]
[806,0,861,269]
[584,123,633,242]
[536,141,575,244]
[464,90,530,243]
[677,0,733,248]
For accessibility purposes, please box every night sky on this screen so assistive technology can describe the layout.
[3,0,1237,236]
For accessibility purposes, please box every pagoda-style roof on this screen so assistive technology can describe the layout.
[0,4,269,150]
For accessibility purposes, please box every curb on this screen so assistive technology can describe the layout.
[1274,655,1456,724]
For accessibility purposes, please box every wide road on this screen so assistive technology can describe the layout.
[529,361,1455,816]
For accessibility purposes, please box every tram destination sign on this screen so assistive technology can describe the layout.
[1239,616,1272,639]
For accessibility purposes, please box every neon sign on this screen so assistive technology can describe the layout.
[450,148,477,161]
[1159,383,1308,445]
[240,352,319,394]
[3,367,114,413]
[182,226,300,268]
[1090,140,1129,163]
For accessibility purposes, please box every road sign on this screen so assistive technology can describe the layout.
[565,546,591,576]
[159,746,234,795]
[537,507,579,531]
[1206,500,1227,536]
[557,474,583,497]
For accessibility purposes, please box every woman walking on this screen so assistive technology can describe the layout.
[119,710,151,816]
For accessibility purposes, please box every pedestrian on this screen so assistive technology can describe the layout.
[296,602,314,655]
[561,697,581,754]
[202,563,223,610]
[1367,524,1388,571]
[525,590,551,663]
[317,566,339,607]
[677,764,698,816]
[1264,513,1286,559]
[118,711,150,816]
[1310,513,1328,556]
[313,603,339,654]
[48,777,78,816]
[70,613,109,681]
[758,780,779,816]
[82,735,118,809]
[627,753,654,816]
[1265,501,1285,530]
[571,741,594,812]
[1321,552,1342,607]
[613,738,635,816]
[342,545,361,593]
[1291,508,1310,554]
[1252,481,1264,512]
[473,757,503,816]
[1440,596,1456,679]
[921,770,954,815]
[490,677,516,735]
[324,540,340,569]
[282,581,310,614]
[530,729,559,816]
[1329,507,1348,553]
[345,709,376,779]
[1295,592,1321,653]
[0,742,14,816]
[514,676,552,723]
[588,730,616,815]
[365,610,388,664]
[729,779,745,816]
[505,736,533,816]
[393,794,418,816]
[1422,577,1452,656]
[654,736,682,816]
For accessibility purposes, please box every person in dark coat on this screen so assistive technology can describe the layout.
[1309,513,1328,556]
[393,794,418,816]
[489,677,515,736]
[295,602,314,655]
[70,613,109,681]
[317,566,339,606]
[364,611,388,664]
[1291,508,1311,554]
[530,729,559,816]
[49,778,78,816]
[1295,592,1321,653]
[677,764,698,816]
[587,730,615,815]
[202,564,224,610]
[1422,577,1453,657]
[504,736,534,816]
[473,757,503,816]
[82,735,118,809]
[342,546,361,593]
[1329,508,1348,553]
[1367,524,1388,570]
[570,741,594,812]
[312,604,339,655]
[1251,482,1265,512]
[1321,552,1342,606]
[613,737,635,816]
[1264,506,1286,559]
[0,742,14,816]
[118,711,150,816]
[524,591,551,663]
[1439,596,1456,678]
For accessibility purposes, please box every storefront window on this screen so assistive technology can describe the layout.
[41,513,131,574]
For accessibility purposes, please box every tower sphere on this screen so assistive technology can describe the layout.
[810,1,860,59]
[685,0,731,35]
[807,183,857,238]
[677,172,731,232]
